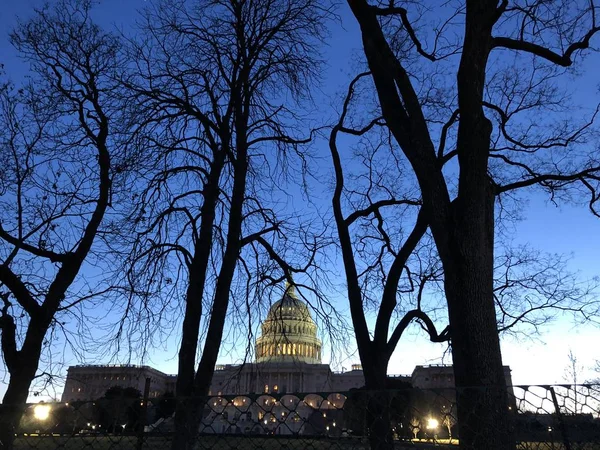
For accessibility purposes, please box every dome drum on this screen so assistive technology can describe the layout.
[255,284,322,365]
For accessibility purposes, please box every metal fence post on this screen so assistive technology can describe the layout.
[136,377,151,450]
[549,386,572,450]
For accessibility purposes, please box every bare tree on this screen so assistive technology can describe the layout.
[117,1,333,448]
[410,416,420,440]
[335,0,600,448]
[0,1,127,448]
[441,403,457,441]
[328,75,598,449]
[564,349,586,414]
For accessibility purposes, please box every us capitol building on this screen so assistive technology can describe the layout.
[62,284,365,402]
[62,283,512,402]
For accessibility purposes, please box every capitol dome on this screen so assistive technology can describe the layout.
[255,282,322,364]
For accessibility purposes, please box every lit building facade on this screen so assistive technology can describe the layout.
[61,284,511,406]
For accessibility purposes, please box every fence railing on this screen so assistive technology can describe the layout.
[1,385,599,449]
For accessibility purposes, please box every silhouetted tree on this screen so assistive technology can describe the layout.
[0,1,128,447]
[155,391,176,419]
[95,386,142,433]
[335,0,600,448]
[119,1,333,448]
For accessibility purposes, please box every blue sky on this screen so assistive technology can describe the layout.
[1,1,600,401]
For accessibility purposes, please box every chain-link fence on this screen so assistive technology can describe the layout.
[1,385,599,449]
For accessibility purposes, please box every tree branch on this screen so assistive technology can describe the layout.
[0,265,40,317]
[492,27,600,67]
[0,223,67,263]
[387,309,450,357]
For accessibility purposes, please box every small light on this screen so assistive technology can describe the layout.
[326,426,330,431]
[333,422,336,427]
[33,404,51,421]
[426,418,439,430]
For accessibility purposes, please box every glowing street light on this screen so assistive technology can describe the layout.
[426,418,439,430]
[33,404,51,421]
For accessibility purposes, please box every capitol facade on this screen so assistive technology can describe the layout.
[62,283,511,403]
[62,284,366,403]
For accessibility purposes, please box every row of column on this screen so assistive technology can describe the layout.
[257,342,320,359]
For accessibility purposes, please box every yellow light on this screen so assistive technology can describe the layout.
[33,404,51,421]
[426,418,439,430]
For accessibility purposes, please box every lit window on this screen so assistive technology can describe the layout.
[273,385,278,391]
[264,384,269,393]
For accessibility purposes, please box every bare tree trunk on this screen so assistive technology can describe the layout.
[0,374,31,450]
[361,356,394,450]
[442,187,514,450]
[171,167,223,450]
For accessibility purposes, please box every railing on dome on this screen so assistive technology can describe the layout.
[3,385,600,449]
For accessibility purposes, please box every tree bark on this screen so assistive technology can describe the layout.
[0,371,34,449]
[362,356,395,450]
[440,187,514,450]
[171,157,225,450]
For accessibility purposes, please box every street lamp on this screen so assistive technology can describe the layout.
[426,417,439,430]
[426,417,439,441]
[33,404,51,421]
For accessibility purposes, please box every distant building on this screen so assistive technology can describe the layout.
[411,364,513,389]
[61,284,512,403]
[62,364,176,401]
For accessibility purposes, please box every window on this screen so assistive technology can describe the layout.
[264,384,269,393]
[273,385,278,392]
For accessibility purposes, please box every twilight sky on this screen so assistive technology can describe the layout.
[1,0,599,401]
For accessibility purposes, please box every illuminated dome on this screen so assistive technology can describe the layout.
[255,282,322,364]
